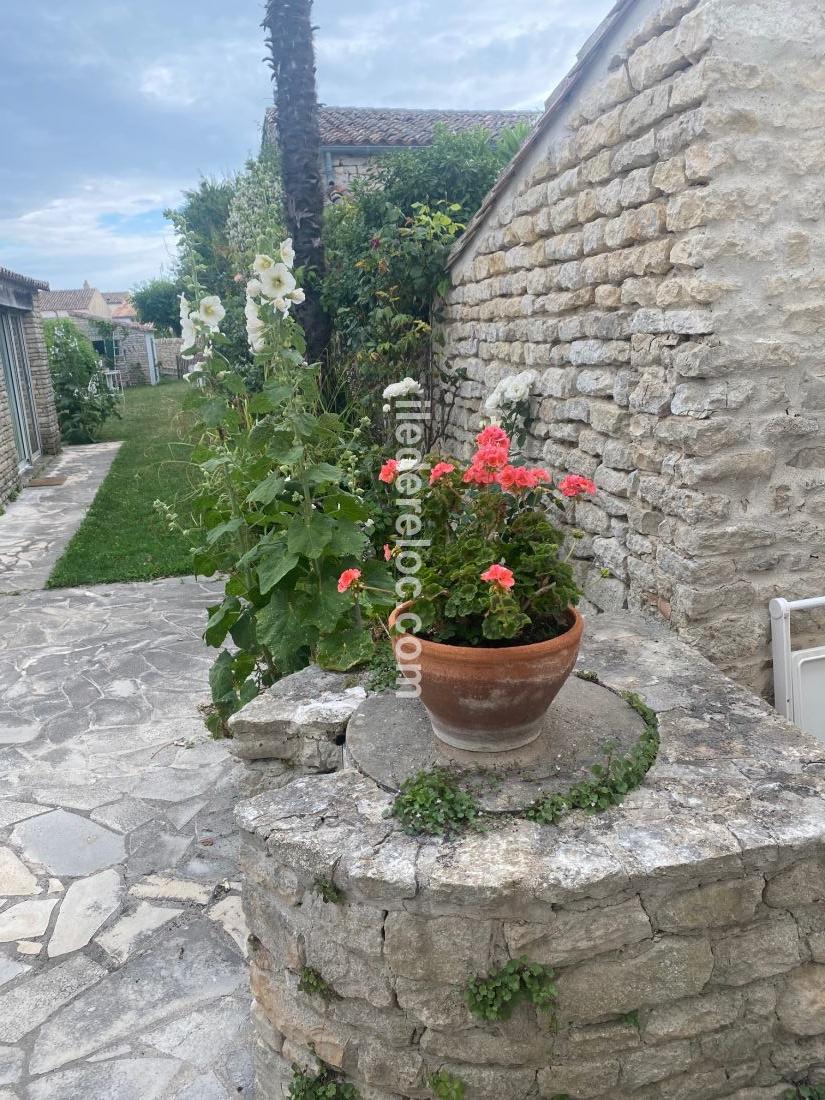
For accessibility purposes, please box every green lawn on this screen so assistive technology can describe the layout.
[47,381,197,587]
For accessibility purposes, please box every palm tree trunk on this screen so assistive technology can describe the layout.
[263,0,330,366]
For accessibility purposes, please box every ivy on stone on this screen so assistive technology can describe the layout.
[288,1065,359,1100]
[429,1070,466,1099]
[313,877,344,904]
[298,966,335,1001]
[391,768,480,837]
[466,956,557,1021]
[524,691,659,826]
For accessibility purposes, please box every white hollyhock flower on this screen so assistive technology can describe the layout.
[285,287,305,305]
[244,296,260,323]
[180,316,197,357]
[273,297,291,315]
[382,377,422,400]
[179,293,190,328]
[280,238,295,268]
[252,254,275,274]
[246,277,263,298]
[260,262,296,300]
[197,295,226,331]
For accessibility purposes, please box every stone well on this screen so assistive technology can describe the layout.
[232,614,825,1099]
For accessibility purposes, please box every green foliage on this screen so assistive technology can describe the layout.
[44,318,119,443]
[428,1070,466,1099]
[576,669,601,683]
[365,640,397,693]
[166,156,285,365]
[404,450,579,648]
[313,877,344,904]
[298,967,335,1000]
[226,146,285,270]
[369,124,525,220]
[179,251,392,731]
[288,1065,359,1100]
[466,956,557,1022]
[131,278,182,335]
[524,692,660,825]
[785,1087,825,1099]
[391,768,480,837]
[322,200,464,438]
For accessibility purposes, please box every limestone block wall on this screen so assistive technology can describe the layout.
[23,303,60,456]
[154,337,183,380]
[236,614,825,1100]
[438,0,825,695]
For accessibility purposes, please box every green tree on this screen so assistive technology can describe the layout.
[131,278,182,335]
[263,0,330,364]
[44,319,119,443]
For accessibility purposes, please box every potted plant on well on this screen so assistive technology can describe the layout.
[380,424,597,752]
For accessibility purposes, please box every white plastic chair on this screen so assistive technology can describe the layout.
[770,596,825,742]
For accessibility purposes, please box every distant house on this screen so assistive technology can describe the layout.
[263,106,539,199]
[0,266,60,505]
[102,291,138,323]
[39,282,160,386]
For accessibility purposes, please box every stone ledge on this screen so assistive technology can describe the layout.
[236,613,825,1098]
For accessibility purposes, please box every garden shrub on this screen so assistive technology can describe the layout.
[44,318,119,443]
[170,241,393,731]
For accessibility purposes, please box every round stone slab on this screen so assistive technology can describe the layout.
[346,676,647,812]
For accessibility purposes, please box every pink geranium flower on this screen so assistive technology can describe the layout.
[337,568,362,593]
[428,462,455,486]
[474,443,510,469]
[476,425,510,449]
[558,475,597,498]
[480,563,515,590]
[379,459,398,484]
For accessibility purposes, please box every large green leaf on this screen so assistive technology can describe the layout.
[316,625,374,671]
[204,598,241,647]
[258,550,300,594]
[287,513,335,559]
[246,472,285,506]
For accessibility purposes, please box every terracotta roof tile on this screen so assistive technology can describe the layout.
[39,288,97,312]
[0,266,49,291]
[264,106,539,149]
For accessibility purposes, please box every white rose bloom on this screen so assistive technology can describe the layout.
[246,278,263,298]
[280,238,295,268]
[484,381,504,413]
[397,457,419,473]
[197,295,226,331]
[252,254,275,274]
[382,377,422,400]
[382,403,391,413]
[285,287,305,305]
[260,262,296,300]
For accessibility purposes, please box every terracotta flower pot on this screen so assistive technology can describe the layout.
[389,603,584,753]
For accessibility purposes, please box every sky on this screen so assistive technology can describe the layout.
[0,0,614,292]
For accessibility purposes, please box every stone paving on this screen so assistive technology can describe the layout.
[0,449,251,1098]
[0,445,121,594]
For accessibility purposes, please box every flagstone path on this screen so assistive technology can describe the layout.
[0,448,251,1098]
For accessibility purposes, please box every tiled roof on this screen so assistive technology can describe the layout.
[102,291,129,303]
[39,288,97,312]
[0,266,48,291]
[264,106,539,149]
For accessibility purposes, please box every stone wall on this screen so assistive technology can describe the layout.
[0,287,60,507]
[235,614,825,1099]
[154,337,183,380]
[437,0,825,696]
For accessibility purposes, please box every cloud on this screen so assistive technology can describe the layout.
[0,0,616,288]
[0,177,182,290]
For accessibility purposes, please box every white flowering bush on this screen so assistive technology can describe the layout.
[170,240,393,732]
